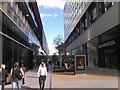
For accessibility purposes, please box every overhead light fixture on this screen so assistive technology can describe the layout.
[26,14,29,17]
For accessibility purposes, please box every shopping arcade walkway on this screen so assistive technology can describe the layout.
[5,66,118,89]
[5,66,53,90]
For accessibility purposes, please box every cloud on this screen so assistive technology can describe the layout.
[36,0,65,10]
[40,13,58,18]
[53,13,57,17]
[48,44,58,55]
[40,13,52,17]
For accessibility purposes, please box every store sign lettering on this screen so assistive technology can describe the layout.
[98,40,115,49]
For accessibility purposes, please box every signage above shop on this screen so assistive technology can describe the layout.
[98,40,115,49]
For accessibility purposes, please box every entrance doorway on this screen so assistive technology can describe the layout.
[98,42,117,69]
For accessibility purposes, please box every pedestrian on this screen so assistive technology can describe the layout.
[0,64,8,90]
[37,62,47,90]
[11,62,24,90]
[21,64,25,85]
[0,67,2,90]
[64,62,68,69]
[46,61,49,72]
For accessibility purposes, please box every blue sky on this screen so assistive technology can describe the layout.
[36,0,65,55]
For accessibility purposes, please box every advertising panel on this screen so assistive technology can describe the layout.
[76,55,85,70]
[75,55,86,74]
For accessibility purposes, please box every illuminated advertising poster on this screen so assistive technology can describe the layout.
[76,55,86,70]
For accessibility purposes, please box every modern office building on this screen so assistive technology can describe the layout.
[28,1,49,55]
[64,1,119,69]
[0,1,49,72]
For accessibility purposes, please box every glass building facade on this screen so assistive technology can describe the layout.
[64,1,119,70]
[0,1,49,73]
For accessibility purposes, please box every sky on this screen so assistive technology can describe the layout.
[36,0,65,55]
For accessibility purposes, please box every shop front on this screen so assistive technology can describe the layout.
[98,39,117,69]
[88,26,118,70]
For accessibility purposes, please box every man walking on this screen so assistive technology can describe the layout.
[11,62,24,90]
[37,62,47,90]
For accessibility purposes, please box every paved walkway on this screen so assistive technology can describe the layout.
[5,66,118,89]
[52,72,118,88]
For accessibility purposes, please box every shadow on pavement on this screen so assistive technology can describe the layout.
[53,72,74,75]
[26,76,38,78]
[87,67,118,76]
[87,71,118,77]
[22,86,40,90]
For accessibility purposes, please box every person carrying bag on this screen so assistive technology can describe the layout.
[11,62,24,90]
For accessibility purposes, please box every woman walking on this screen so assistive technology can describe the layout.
[0,64,8,90]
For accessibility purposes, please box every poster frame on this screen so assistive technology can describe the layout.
[75,55,86,74]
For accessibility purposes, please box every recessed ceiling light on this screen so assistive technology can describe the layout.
[26,14,29,17]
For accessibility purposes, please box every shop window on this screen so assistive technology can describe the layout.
[14,13,17,22]
[81,16,87,32]
[85,18,87,29]
[89,8,97,25]
[92,8,97,21]
[71,34,74,41]
[82,43,88,66]
[69,38,72,44]
[99,2,105,16]
[88,2,97,25]
[72,31,76,40]
[106,2,112,10]
[99,1,114,18]
[73,25,79,39]
[7,3,11,16]
[82,43,87,54]
[77,27,80,36]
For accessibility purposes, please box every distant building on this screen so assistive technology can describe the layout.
[0,1,49,71]
[64,1,119,69]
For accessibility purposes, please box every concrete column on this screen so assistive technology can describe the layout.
[0,9,3,88]
[0,33,2,65]
[118,2,120,24]
[0,10,2,66]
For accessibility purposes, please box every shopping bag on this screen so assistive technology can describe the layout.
[6,74,12,83]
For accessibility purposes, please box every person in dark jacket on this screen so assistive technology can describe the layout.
[11,62,24,90]
[0,64,8,90]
